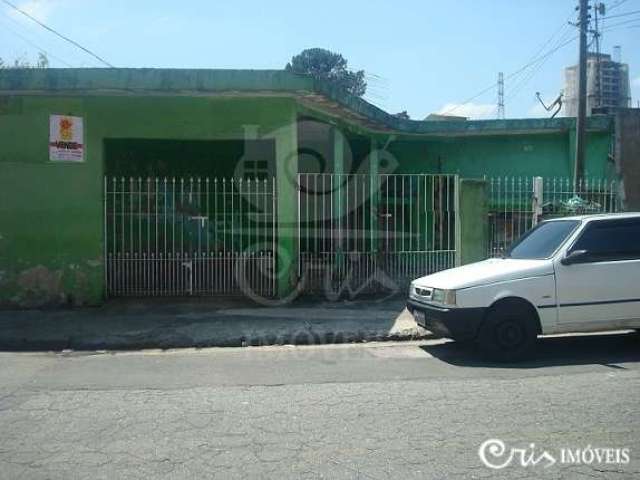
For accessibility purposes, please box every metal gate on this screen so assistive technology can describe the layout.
[487,176,620,257]
[298,174,459,296]
[105,176,276,297]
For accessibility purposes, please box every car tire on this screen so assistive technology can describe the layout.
[477,305,538,362]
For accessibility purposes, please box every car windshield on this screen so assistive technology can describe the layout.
[506,220,580,259]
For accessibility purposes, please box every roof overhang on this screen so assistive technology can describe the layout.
[0,68,613,137]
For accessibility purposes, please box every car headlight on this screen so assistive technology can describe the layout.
[431,288,456,306]
[410,283,433,300]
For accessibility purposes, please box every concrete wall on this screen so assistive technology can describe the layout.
[0,90,619,306]
[388,130,614,179]
[0,95,297,306]
[103,138,276,177]
[458,179,488,265]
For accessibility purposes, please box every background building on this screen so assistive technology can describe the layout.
[564,50,631,116]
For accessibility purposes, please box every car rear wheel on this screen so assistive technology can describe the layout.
[477,306,538,362]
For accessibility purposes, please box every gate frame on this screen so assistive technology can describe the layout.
[296,172,461,295]
[104,175,277,298]
[486,175,620,258]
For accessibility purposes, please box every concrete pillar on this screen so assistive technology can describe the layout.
[274,112,298,297]
[458,179,489,265]
[615,109,640,210]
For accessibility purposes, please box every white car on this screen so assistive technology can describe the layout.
[407,212,640,361]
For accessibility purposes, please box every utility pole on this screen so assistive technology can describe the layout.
[593,2,602,109]
[592,2,605,109]
[497,72,505,119]
[574,0,589,191]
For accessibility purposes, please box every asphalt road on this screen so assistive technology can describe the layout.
[1,332,639,479]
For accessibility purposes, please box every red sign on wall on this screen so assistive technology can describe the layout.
[49,115,84,162]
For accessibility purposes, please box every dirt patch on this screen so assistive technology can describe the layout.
[16,265,65,307]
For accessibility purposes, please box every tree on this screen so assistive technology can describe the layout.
[0,52,49,69]
[394,111,410,120]
[285,48,367,97]
[36,52,49,68]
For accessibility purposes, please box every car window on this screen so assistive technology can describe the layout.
[571,218,640,261]
[507,220,580,259]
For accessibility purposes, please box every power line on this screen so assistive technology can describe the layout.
[504,25,577,106]
[442,6,576,116]
[603,21,640,30]
[503,35,578,88]
[601,0,640,30]
[0,16,74,67]
[442,34,578,115]
[505,60,547,105]
[440,83,496,115]
[0,0,114,67]
[521,14,574,69]
[505,27,573,99]
[608,0,631,11]
[601,16,640,30]
[361,95,388,110]
[504,24,571,100]
[602,8,640,19]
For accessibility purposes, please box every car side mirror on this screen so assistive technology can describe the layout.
[561,249,589,266]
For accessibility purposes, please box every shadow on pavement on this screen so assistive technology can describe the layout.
[420,331,640,368]
[0,297,421,352]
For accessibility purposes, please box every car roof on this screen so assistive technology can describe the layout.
[545,212,640,222]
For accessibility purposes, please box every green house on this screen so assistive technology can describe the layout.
[0,68,620,306]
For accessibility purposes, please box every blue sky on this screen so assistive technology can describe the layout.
[1,0,639,119]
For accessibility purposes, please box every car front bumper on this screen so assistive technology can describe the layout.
[407,299,486,341]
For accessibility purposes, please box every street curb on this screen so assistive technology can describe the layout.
[0,330,436,352]
[0,299,435,352]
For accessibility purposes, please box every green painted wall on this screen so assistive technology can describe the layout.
[0,90,617,306]
[274,112,299,297]
[388,131,614,179]
[104,138,275,177]
[0,95,297,306]
[458,179,489,265]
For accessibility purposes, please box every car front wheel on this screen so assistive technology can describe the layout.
[477,306,538,362]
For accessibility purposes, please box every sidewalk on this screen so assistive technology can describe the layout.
[0,297,430,351]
